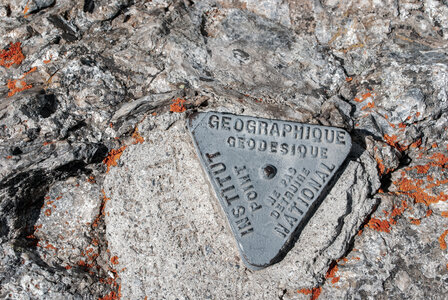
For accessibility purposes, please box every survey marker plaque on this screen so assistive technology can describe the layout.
[188,112,352,270]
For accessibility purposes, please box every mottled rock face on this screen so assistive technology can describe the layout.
[103,112,378,298]
[1,0,448,299]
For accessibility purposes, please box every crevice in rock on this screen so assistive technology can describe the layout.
[83,0,95,13]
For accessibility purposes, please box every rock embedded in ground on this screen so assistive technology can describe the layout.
[103,111,379,298]
[0,0,448,298]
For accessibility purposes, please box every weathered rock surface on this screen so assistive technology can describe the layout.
[0,0,447,299]
[103,110,379,298]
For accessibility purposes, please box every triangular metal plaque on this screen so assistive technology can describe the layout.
[188,112,352,270]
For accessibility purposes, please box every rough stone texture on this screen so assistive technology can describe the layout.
[103,111,379,298]
[0,0,447,299]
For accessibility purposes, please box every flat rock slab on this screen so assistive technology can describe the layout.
[103,112,380,299]
[188,112,352,269]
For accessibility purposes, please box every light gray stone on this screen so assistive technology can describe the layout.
[103,112,379,299]
[1,0,448,298]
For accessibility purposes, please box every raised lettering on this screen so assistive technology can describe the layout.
[312,128,322,143]
[274,223,290,238]
[282,124,292,137]
[208,115,219,129]
[301,188,314,201]
[325,129,334,143]
[232,206,245,218]
[270,123,280,136]
[247,120,256,134]
[234,119,244,132]
[222,116,231,131]
[336,130,346,144]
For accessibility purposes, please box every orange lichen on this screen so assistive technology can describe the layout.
[43,141,54,146]
[23,2,30,17]
[441,211,448,218]
[390,200,408,218]
[366,200,408,233]
[103,146,127,173]
[355,90,375,103]
[87,176,96,183]
[331,277,340,284]
[361,102,374,110]
[44,243,57,251]
[44,209,52,216]
[131,128,144,144]
[297,288,313,295]
[0,42,25,68]
[6,155,12,159]
[98,285,121,300]
[43,55,52,64]
[394,152,448,205]
[361,92,373,100]
[398,123,406,129]
[415,165,431,174]
[151,112,157,116]
[409,182,446,205]
[367,217,391,233]
[416,112,421,117]
[78,260,87,267]
[65,265,72,270]
[326,262,338,278]
[7,79,32,97]
[383,134,421,152]
[426,179,448,189]
[345,77,353,82]
[326,262,340,284]
[384,134,398,148]
[91,190,110,228]
[439,229,448,250]
[429,153,448,166]
[374,157,394,176]
[169,98,187,113]
[409,218,421,225]
[22,66,37,77]
[410,139,422,149]
[297,287,322,300]
[111,256,119,265]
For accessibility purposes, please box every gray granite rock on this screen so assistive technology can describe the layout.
[103,111,379,298]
